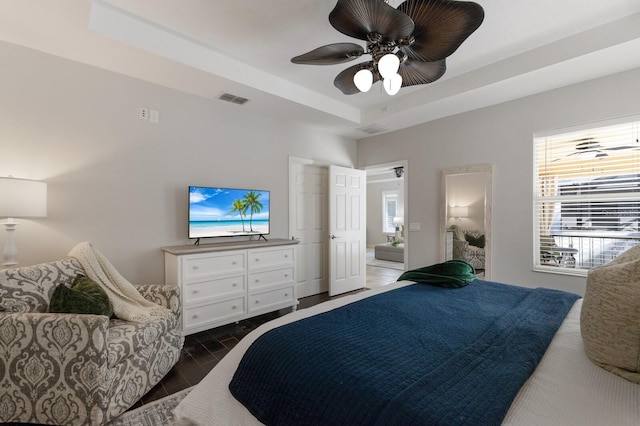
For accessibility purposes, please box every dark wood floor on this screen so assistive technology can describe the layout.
[131,261,403,410]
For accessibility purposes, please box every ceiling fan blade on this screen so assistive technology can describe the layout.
[291,43,364,65]
[601,146,639,151]
[329,0,415,43]
[398,0,484,62]
[398,58,447,87]
[334,62,380,95]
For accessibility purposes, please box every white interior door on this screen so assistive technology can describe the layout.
[329,165,366,296]
[289,162,328,297]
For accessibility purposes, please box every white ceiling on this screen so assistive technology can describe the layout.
[1,0,640,139]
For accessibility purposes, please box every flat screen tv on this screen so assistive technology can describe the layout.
[189,186,270,239]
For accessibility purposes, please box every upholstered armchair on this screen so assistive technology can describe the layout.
[0,258,184,426]
[450,225,486,270]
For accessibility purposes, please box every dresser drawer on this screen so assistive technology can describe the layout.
[248,267,294,290]
[249,286,295,313]
[182,252,245,282]
[184,275,245,303]
[248,247,294,270]
[184,297,246,330]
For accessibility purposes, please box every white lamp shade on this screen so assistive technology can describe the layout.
[450,206,468,218]
[378,53,400,79]
[383,74,403,95]
[393,216,403,226]
[353,69,373,92]
[0,177,47,218]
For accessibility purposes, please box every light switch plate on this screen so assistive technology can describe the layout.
[409,223,421,232]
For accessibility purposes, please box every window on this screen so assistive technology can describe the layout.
[534,117,640,275]
[382,191,398,233]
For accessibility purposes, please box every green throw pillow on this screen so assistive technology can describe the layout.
[465,234,485,248]
[49,275,113,317]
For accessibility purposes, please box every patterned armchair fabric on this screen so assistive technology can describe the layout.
[450,226,486,270]
[0,258,184,425]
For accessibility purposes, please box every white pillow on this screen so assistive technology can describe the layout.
[581,244,640,383]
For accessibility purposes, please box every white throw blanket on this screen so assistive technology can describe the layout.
[69,242,172,323]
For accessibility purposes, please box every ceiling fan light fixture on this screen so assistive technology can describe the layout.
[292,0,484,95]
[378,53,400,79]
[354,68,374,92]
[383,73,402,96]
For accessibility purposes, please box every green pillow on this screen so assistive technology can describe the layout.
[465,234,485,248]
[49,275,113,317]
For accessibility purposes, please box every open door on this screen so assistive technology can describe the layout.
[329,165,366,296]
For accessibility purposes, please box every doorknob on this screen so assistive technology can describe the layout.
[330,234,340,239]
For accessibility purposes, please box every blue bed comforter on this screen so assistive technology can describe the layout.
[229,280,580,425]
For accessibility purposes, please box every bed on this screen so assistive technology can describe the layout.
[175,279,640,425]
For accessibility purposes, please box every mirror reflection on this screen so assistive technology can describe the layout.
[440,165,492,279]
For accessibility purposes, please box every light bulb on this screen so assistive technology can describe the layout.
[378,54,400,79]
[353,69,373,92]
[383,73,402,95]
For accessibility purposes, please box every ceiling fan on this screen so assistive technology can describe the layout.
[553,138,640,161]
[291,0,484,95]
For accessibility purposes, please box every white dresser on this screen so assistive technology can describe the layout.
[163,239,299,335]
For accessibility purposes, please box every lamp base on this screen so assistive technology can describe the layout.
[2,218,19,267]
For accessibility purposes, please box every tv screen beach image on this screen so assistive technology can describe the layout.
[189,187,270,238]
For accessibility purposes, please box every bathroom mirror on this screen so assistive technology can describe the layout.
[440,164,493,279]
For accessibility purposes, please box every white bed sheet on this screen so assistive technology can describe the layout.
[175,281,640,426]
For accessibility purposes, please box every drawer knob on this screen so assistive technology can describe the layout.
[193,314,199,319]
[232,305,237,310]
[192,290,198,294]
[255,279,259,283]
[284,292,289,297]
[232,283,238,287]
[255,300,260,304]
[255,258,260,262]
[232,261,237,265]
[284,274,288,278]
[284,254,288,258]
[192,266,199,270]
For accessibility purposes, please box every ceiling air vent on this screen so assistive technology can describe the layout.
[218,93,249,105]
[357,124,388,135]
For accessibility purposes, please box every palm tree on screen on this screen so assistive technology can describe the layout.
[229,200,248,232]
[243,191,263,232]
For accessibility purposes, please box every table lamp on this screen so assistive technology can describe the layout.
[450,206,469,219]
[0,177,47,267]
[393,216,404,241]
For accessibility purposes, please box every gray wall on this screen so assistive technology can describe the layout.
[0,41,357,284]
[357,67,640,296]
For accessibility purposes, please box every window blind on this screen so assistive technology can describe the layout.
[534,118,640,274]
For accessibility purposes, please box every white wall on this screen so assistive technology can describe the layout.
[0,41,357,283]
[357,67,640,295]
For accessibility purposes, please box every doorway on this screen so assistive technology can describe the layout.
[363,161,408,288]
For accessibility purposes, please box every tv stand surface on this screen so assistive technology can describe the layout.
[162,238,297,256]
